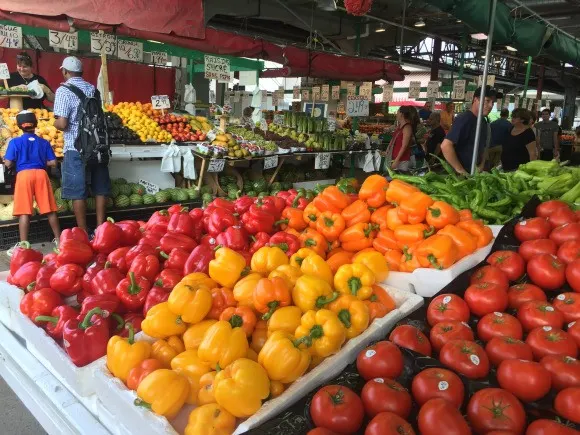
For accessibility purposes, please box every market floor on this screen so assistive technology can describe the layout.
[0,377,47,434]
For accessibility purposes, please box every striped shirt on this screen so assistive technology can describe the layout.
[53,77,96,152]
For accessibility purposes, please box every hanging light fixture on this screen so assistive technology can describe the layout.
[375,23,386,33]
[506,45,518,52]
[414,18,426,27]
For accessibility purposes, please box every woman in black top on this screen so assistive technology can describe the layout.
[501,108,537,171]
[7,52,54,109]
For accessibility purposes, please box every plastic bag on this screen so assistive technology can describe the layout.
[182,149,196,180]
[160,144,176,172]
[184,84,196,104]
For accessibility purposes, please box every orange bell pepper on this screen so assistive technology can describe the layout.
[197,370,218,405]
[315,211,345,242]
[313,186,349,213]
[457,220,493,248]
[270,380,285,399]
[253,277,292,320]
[326,250,354,274]
[303,202,321,229]
[426,201,460,229]
[373,229,399,254]
[400,192,434,224]
[387,207,407,231]
[385,179,420,205]
[384,249,402,272]
[219,306,257,337]
[415,234,458,270]
[126,358,164,391]
[394,224,435,249]
[299,228,327,258]
[207,287,237,320]
[359,174,389,208]
[364,284,397,323]
[339,223,378,252]
[371,205,393,231]
[250,319,268,353]
[341,200,371,227]
[458,209,474,222]
[438,224,478,260]
[285,227,301,238]
[399,246,421,272]
[327,247,346,259]
[277,207,308,232]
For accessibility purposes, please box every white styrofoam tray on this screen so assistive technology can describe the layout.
[382,225,503,298]
[293,179,336,190]
[92,285,424,435]
[0,280,24,335]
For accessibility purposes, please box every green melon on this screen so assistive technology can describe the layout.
[114,195,130,208]
[115,178,128,185]
[86,197,96,211]
[130,194,144,205]
[200,185,212,196]
[55,199,67,213]
[131,184,145,196]
[143,194,156,205]
[54,188,62,202]
[187,188,200,200]
[202,193,213,207]
[155,191,170,203]
[110,184,120,198]
[118,184,132,196]
[66,200,73,211]
[174,189,188,201]
[170,189,181,202]
[106,197,114,208]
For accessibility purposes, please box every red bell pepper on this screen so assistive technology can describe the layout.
[216,226,250,252]
[250,232,271,254]
[91,264,124,296]
[263,196,286,218]
[120,313,144,337]
[154,269,183,292]
[293,196,309,210]
[183,244,215,275]
[116,272,151,311]
[159,233,197,253]
[208,198,235,213]
[160,248,189,272]
[126,244,158,264]
[63,307,110,367]
[168,208,194,237]
[167,204,186,215]
[146,210,170,234]
[91,218,123,254]
[128,253,160,282]
[19,288,63,325]
[205,207,238,237]
[188,208,205,241]
[138,231,163,248]
[143,286,170,316]
[200,235,218,248]
[50,264,85,296]
[234,196,255,215]
[242,203,276,235]
[116,220,143,246]
[60,228,89,245]
[80,294,120,317]
[276,190,293,203]
[29,263,57,292]
[76,288,92,305]
[35,305,78,340]
[253,198,279,218]
[107,247,130,274]
[12,261,42,290]
[57,239,94,266]
[237,249,252,267]
[9,241,43,276]
[269,231,301,256]
[82,261,105,294]
[42,252,58,268]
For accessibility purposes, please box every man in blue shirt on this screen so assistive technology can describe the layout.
[418,102,433,122]
[490,109,512,148]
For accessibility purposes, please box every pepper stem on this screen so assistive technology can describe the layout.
[125,322,135,344]
[324,217,334,227]
[348,277,362,295]
[294,256,304,266]
[315,291,339,308]
[423,226,436,238]
[34,315,58,325]
[127,272,142,295]
[428,207,441,218]
[79,307,104,330]
[427,254,443,270]
[229,314,243,328]
[273,243,289,253]
[19,241,31,249]
[133,399,152,410]
[291,192,303,208]
[106,217,116,224]
[26,281,36,292]
[159,251,170,260]
[104,261,111,269]
[293,324,324,348]
[261,301,279,320]
[274,219,288,226]
[111,313,125,332]
[338,309,352,329]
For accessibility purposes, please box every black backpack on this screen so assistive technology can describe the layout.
[63,84,110,165]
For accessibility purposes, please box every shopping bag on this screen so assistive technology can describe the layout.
[160,145,176,173]
[184,84,196,104]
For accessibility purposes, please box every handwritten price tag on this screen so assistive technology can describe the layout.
[207,159,226,173]
[151,51,168,65]
[382,85,393,103]
[151,95,171,109]
[204,55,231,82]
[49,30,78,51]
[91,32,117,55]
[118,40,143,62]
[0,63,10,80]
[452,80,466,100]
[346,95,369,117]
[427,81,439,99]
[0,25,22,49]
[301,89,310,101]
[139,179,159,195]
[331,85,340,100]
[293,86,300,99]
[408,81,421,99]
[315,153,331,170]
[264,155,279,170]
[347,83,356,97]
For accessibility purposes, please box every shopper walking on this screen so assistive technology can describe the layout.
[440,102,455,132]
[387,106,419,171]
[501,108,537,171]
[535,108,560,161]
[54,56,110,233]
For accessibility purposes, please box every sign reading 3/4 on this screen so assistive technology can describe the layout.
[151,95,171,110]
[204,55,231,82]
[49,31,78,51]
[118,40,143,62]
[0,25,22,49]
[346,95,369,117]
[91,32,117,55]
[151,51,168,65]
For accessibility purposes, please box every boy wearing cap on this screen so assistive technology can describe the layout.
[4,111,61,243]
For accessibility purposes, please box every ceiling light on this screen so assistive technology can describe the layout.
[524,60,529,64]
[376,23,386,33]
[480,54,486,59]
[506,45,517,52]
[384,55,392,59]
[147,40,162,44]
[414,18,426,27]
[565,63,573,67]
[456,19,462,23]
[494,60,501,64]
[471,33,488,40]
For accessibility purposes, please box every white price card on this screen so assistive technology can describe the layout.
[301,89,310,101]
[452,80,466,100]
[91,32,117,55]
[263,155,279,170]
[521,98,527,110]
[0,63,10,80]
[321,85,329,102]
[151,95,171,110]
[151,51,168,65]
[360,82,373,101]
[312,86,321,101]
[327,115,336,132]
[546,100,551,109]
[118,40,143,62]
[347,83,356,97]
[293,86,300,99]
[204,55,231,82]
[49,30,78,51]
[0,25,22,49]
[513,96,520,109]
[408,81,421,99]
[331,85,340,100]
[382,85,393,103]
[272,91,279,107]
[207,159,226,173]
[206,130,218,142]
[346,95,369,117]
[426,81,439,99]
[477,74,496,86]
[315,153,331,170]
[139,179,159,195]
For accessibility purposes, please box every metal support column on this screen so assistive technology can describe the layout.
[458,32,468,79]
[431,37,442,81]
[537,64,545,103]
[522,56,533,98]
[399,0,407,65]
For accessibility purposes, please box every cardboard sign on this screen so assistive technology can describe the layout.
[139,179,159,195]
[204,55,231,82]
[346,95,369,117]
[293,86,300,99]
[360,82,373,101]
[301,89,310,101]
[49,30,78,51]
[0,63,10,80]
[312,86,321,101]
[321,85,330,102]
[331,85,340,100]
[90,32,117,55]
[347,83,356,97]
[0,25,22,49]
[151,51,168,65]
[264,155,279,170]
[408,81,421,99]
[426,81,439,99]
[315,153,331,170]
[207,159,226,173]
[151,95,171,110]
[118,40,143,62]
[453,80,466,100]
[477,74,496,86]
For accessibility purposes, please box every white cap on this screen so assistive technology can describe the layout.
[60,56,83,73]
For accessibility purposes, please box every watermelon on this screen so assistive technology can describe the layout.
[187,188,200,200]
[106,197,114,208]
[253,178,267,193]
[115,178,128,185]
[170,189,181,202]
[174,189,188,201]
[66,200,73,211]
[227,186,240,200]
[110,184,120,198]
[246,190,257,197]
[143,194,156,205]
[200,185,212,196]
[118,184,132,196]
[155,191,170,203]
[49,178,60,191]
[115,195,130,208]
[130,194,144,205]
[54,188,62,202]
[202,193,213,207]
[131,184,146,196]
[86,197,96,211]
[55,199,67,213]
[270,182,282,192]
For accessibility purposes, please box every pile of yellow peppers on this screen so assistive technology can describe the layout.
[105,244,396,434]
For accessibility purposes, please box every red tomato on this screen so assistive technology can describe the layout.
[566,259,580,293]
[549,207,578,230]
[526,326,578,359]
[485,336,534,366]
[467,388,526,434]
[487,251,526,281]
[507,283,547,309]
[527,254,566,290]
[411,367,465,408]
[364,412,416,435]
[361,378,412,418]
[553,292,580,323]
[526,419,580,435]
[389,324,432,356]
[470,265,510,291]
[557,240,580,264]
[518,239,558,262]
[569,320,580,348]
[464,282,509,317]
[497,359,551,402]
[310,385,364,434]
[518,301,564,331]
[554,387,580,424]
[357,341,403,381]
[439,340,490,379]
[429,321,474,352]
[540,354,580,391]
[514,217,551,242]
[536,200,570,218]
[417,398,471,435]
[307,429,337,435]
[477,312,523,342]
[426,294,470,327]
[551,223,580,246]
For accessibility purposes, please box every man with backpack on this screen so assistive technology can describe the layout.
[54,56,110,232]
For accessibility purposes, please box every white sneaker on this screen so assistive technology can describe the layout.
[6,241,28,258]
[52,238,59,250]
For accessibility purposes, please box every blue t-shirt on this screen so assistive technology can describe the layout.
[490,118,512,147]
[4,133,56,173]
[445,111,488,173]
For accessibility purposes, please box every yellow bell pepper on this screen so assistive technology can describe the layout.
[151,336,185,368]
[250,319,268,353]
[136,369,190,418]
[267,306,302,337]
[214,358,270,418]
[334,263,375,301]
[209,247,247,288]
[183,320,217,350]
[198,370,218,405]
[106,324,151,384]
[353,250,389,281]
[270,380,285,399]
[268,264,302,290]
[289,247,318,268]
[309,355,325,370]
[251,246,288,275]
[258,330,311,384]
[328,295,370,339]
[181,272,217,289]
[168,281,212,324]
[300,253,333,286]
[184,403,236,435]
[294,309,346,357]
[198,320,249,370]
[292,275,339,313]
[141,302,187,339]
[246,347,258,362]
[232,273,262,308]
[170,350,212,405]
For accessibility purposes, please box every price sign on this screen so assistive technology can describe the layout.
[408,81,421,99]
[301,89,310,101]
[426,81,439,99]
[546,100,551,109]
[521,98,527,110]
[91,32,117,55]
[452,80,466,100]
[117,40,143,62]
[327,115,336,132]
[151,51,168,65]
[0,63,10,80]
[207,159,226,173]
[49,30,78,51]
[347,83,356,97]
[528,99,535,111]
[151,95,171,110]
[312,86,321,101]
[321,85,329,102]
[264,155,279,170]
[139,179,159,195]
[0,25,22,49]
[465,91,475,102]
[293,86,300,99]
[272,91,279,106]
[513,96,520,109]
[273,114,284,126]
[315,153,331,170]
[331,85,340,100]
[360,82,373,101]
[346,95,369,117]
[382,85,393,103]
[204,55,231,82]
[477,75,495,86]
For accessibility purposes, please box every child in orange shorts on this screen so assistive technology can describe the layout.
[4,111,60,243]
